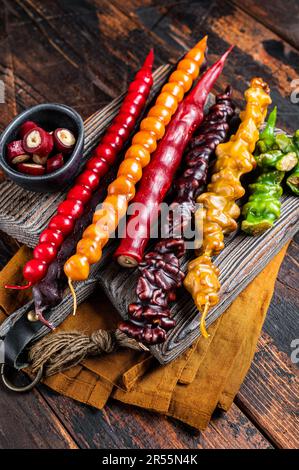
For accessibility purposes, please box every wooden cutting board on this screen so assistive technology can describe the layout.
[0,64,298,364]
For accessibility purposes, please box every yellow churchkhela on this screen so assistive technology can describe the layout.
[184,77,272,338]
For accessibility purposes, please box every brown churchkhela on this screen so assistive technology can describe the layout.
[119,88,235,344]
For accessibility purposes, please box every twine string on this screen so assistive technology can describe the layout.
[200,302,210,339]
[68,278,77,316]
[29,329,149,377]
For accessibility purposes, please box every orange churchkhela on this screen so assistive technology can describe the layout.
[184,77,272,338]
[64,37,208,288]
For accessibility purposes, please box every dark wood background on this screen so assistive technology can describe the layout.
[0,0,298,449]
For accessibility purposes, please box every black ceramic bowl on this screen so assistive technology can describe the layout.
[0,103,84,192]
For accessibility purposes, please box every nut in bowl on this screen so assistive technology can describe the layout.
[0,103,84,192]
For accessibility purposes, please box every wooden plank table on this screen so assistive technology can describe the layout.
[0,0,298,449]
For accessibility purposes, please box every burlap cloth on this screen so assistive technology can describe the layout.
[0,244,288,430]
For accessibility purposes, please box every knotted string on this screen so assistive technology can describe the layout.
[200,302,210,339]
[29,329,149,377]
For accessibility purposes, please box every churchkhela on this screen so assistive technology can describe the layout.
[242,108,299,235]
[184,77,272,338]
[287,130,299,195]
[287,162,299,195]
[118,87,235,344]
[255,120,298,173]
[29,168,118,329]
[242,107,284,236]
[242,169,284,236]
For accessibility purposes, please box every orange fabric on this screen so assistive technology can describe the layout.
[0,243,288,430]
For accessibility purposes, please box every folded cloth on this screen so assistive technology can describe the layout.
[0,243,288,430]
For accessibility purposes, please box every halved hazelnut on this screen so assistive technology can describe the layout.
[11,154,31,165]
[24,129,41,148]
[33,154,48,165]
[23,127,54,157]
[17,162,45,176]
[53,128,76,153]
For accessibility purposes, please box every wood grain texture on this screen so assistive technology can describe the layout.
[263,232,299,356]
[237,332,299,448]
[119,0,299,131]
[237,233,299,449]
[0,382,77,449]
[231,0,299,49]
[0,0,298,451]
[35,385,273,449]
[2,0,298,130]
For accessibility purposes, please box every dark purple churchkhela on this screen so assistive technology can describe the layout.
[120,87,235,345]
[175,86,235,206]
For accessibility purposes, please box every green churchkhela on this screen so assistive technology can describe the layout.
[286,131,299,195]
[242,107,298,236]
[287,163,299,195]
